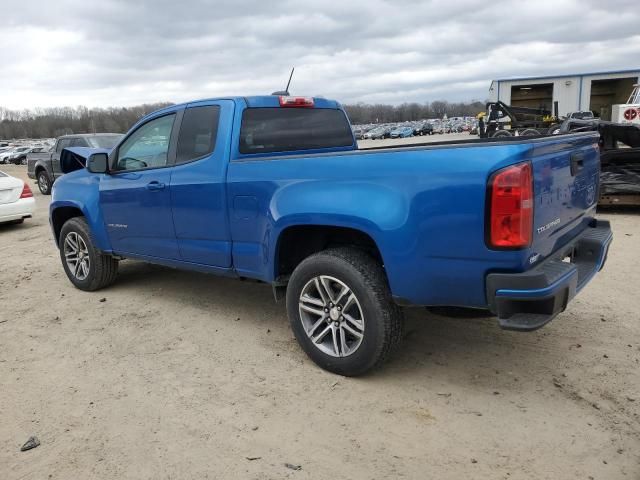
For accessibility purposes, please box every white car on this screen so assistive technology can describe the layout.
[0,171,35,224]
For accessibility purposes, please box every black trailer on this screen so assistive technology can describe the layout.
[560,118,640,206]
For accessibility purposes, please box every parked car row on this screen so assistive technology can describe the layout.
[355,121,434,140]
[0,144,50,165]
[353,117,479,140]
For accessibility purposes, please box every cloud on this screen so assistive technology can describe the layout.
[0,0,638,108]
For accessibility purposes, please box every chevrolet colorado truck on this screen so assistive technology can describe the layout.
[49,95,612,376]
[27,133,122,195]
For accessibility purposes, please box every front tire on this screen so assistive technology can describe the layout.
[37,171,52,195]
[59,217,119,291]
[286,248,403,376]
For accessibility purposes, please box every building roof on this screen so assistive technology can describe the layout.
[493,69,640,83]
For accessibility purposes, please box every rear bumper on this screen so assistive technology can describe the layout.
[486,220,613,331]
[0,197,36,223]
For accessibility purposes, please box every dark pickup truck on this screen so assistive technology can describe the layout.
[27,133,122,194]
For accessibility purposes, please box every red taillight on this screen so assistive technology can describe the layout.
[279,96,314,108]
[20,183,33,199]
[488,162,533,248]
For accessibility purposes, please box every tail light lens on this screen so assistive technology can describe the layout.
[487,162,533,248]
[20,183,33,199]
[279,96,314,108]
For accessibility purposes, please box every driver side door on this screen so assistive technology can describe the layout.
[99,111,182,260]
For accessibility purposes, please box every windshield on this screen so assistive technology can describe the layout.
[87,135,123,149]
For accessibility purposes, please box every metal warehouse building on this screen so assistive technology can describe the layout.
[488,69,640,120]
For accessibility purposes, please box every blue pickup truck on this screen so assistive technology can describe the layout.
[50,95,612,375]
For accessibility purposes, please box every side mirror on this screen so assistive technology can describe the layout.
[87,152,109,174]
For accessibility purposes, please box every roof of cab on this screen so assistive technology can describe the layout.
[146,95,341,117]
[243,96,341,109]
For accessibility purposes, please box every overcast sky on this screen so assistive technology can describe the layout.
[1,0,639,109]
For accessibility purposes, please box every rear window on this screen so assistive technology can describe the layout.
[87,135,123,149]
[70,138,88,147]
[239,108,353,155]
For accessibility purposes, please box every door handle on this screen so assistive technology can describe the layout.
[146,181,165,191]
[570,153,584,176]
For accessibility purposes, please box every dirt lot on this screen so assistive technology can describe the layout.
[1,160,639,480]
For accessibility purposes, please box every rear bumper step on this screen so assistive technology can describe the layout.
[486,220,612,331]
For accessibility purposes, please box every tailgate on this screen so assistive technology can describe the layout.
[530,133,600,258]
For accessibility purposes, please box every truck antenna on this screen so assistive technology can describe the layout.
[271,67,295,96]
[285,67,295,93]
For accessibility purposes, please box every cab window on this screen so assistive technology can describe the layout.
[56,138,72,152]
[176,105,220,164]
[115,114,175,171]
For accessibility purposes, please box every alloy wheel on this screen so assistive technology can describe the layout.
[298,275,365,357]
[38,174,48,192]
[64,232,91,281]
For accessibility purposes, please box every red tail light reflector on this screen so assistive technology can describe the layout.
[487,162,533,248]
[20,183,33,198]
[279,96,314,108]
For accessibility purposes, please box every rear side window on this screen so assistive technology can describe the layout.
[239,108,354,155]
[176,105,220,164]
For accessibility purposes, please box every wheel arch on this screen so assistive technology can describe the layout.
[50,199,112,252]
[273,222,385,282]
[51,206,85,247]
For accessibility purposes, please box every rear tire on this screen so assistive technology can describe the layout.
[286,247,404,376]
[519,128,540,136]
[37,171,52,195]
[59,217,119,291]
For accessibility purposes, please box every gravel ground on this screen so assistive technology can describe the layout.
[1,160,639,480]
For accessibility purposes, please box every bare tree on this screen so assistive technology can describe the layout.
[0,103,172,140]
[344,100,486,124]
